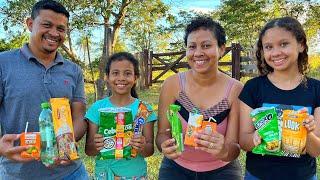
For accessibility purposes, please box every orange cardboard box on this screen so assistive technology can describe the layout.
[20,132,40,160]
[50,98,79,160]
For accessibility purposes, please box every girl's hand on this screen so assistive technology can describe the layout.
[194,130,226,158]
[160,138,181,160]
[304,115,316,133]
[252,130,261,146]
[94,134,104,151]
[130,135,146,153]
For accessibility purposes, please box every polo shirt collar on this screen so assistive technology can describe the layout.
[20,43,64,64]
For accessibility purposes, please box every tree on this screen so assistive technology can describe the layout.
[124,0,171,52]
[218,0,268,49]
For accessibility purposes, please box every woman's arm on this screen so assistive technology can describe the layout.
[155,75,181,159]
[219,81,243,161]
[239,101,256,152]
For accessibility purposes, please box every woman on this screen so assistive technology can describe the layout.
[156,16,243,180]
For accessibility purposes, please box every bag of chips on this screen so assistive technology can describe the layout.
[97,107,133,160]
[251,107,281,156]
[281,109,307,157]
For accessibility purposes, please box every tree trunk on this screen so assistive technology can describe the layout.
[96,23,113,100]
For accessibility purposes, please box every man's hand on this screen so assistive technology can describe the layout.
[0,134,34,162]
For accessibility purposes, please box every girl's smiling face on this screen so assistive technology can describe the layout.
[106,59,137,97]
[262,27,305,73]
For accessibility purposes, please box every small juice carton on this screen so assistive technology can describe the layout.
[200,117,217,134]
[20,132,41,160]
[50,98,78,161]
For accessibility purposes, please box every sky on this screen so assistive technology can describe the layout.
[163,0,220,13]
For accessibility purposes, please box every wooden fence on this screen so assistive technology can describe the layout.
[136,43,257,89]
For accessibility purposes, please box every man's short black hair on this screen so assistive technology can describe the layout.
[31,0,69,20]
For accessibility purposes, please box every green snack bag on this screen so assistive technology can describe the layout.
[251,107,281,156]
[167,104,184,152]
[97,107,133,160]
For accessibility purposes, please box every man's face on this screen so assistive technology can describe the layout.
[27,9,68,55]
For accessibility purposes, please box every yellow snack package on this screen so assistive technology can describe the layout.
[281,109,307,157]
[50,98,79,160]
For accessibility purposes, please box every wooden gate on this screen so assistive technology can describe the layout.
[137,43,257,89]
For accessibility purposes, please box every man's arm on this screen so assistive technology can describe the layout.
[71,101,87,141]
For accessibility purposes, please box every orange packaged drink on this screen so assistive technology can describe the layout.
[281,109,308,156]
[184,110,203,147]
[200,117,217,134]
[20,132,41,160]
[50,98,79,161]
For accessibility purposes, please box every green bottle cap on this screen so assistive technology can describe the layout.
[41,102,50,109]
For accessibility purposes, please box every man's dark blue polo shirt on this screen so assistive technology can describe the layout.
[0,44,85,179]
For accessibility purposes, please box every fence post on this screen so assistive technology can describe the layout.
[231,43,241,80]
[148,50,153,87]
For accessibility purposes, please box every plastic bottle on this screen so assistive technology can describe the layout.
[39,102,57,167]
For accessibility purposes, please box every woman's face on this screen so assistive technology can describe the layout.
[186,29,225,74]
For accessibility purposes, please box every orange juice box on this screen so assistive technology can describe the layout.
[184,112,203,147]
[281,109,308,157]
[20,132,41,160]
[50,98,78,160]
[200,117,217,134]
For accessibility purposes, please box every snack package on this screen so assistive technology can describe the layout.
[131,101,150,157]
[184,110,203,147]
[167,104,184,152]
[50,98,79,160]
[98,107,133,160]
[251,107,281,156]
[20,132,41,160]
[200,117,217,134]
[281,109,307,157]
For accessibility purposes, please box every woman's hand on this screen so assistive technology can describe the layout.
[304,115,316,133]
[194,130,227,158]
[160,138,181,160]
[94,134,104,151]
[130,135,146,153]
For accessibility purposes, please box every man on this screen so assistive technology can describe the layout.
[0,0,88,179]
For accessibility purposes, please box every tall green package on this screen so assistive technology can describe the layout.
[97,107,133,160]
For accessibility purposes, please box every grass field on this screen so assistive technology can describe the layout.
[81,55,320,179]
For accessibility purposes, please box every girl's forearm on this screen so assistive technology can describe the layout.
[306,132,320,157]
[85,144,100,156]
[140,142,154,157]
[220,142,240,162]
[239,132,255,152]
